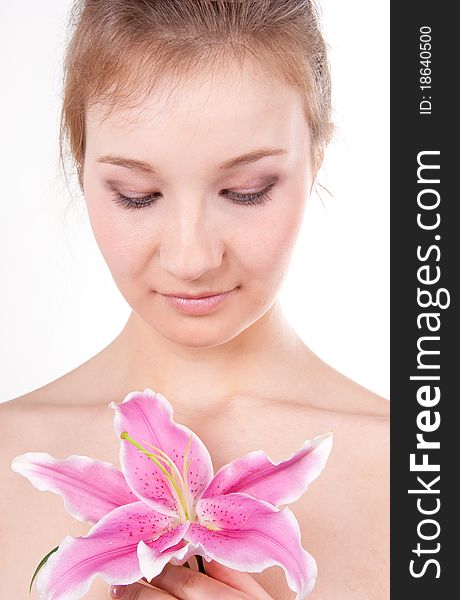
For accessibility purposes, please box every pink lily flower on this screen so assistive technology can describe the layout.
[11,388,333,600]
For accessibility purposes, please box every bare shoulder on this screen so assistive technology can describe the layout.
[0,390,54,454]
[273,405,389,599]
[2,344,123,410]
[293,382,389,598]
[0,390,119,598]
[301,348,390,418]
[229,393,389,599]
[0,395,71,596]
[232,354,390,598]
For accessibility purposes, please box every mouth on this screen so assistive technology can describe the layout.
[159,287,238,315]
[162,289,235,300]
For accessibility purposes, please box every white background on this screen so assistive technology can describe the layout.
[0,1,389,402]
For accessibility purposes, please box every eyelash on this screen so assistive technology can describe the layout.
[110,183,275,211]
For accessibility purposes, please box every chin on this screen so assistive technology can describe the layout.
[152,313,254,349]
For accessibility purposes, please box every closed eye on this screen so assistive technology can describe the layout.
[220,183,275,206]
[110,182,276,210]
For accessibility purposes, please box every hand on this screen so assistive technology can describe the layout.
[108,560,274,599]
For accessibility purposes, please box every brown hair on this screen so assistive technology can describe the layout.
[59,0,334,190]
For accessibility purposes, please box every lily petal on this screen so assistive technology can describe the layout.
[162,540,213,567]
[36,501,180,600]
[187,493,317,600]
[202,432,333,506]
[137,524,190,582]
[11,452,136,523]
[110,389,213,517]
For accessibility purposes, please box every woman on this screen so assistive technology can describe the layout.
[0,1,389,598]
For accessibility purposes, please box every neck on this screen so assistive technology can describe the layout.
[107,299,303,413]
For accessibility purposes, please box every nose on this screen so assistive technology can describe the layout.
[159,202,223,281]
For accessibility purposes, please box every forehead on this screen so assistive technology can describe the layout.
[85,58,309,169]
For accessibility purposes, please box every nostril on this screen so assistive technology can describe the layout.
[109,584,127,598]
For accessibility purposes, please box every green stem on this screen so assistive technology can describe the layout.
[29,546,59,594]
[195,555,207,575]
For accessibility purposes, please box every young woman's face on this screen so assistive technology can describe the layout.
[83,59,313,347]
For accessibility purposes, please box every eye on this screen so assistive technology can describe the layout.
[111,191,161,210]
[221,182,275,206]
[109,181,276,210]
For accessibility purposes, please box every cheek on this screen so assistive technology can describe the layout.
[86,198,155,283]
[236,195,306,284]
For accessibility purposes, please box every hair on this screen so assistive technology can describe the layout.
[59,0,334,191]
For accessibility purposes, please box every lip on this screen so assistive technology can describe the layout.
[164,290,232,299]
[159,288,236,315]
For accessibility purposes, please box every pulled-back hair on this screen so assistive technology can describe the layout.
[59,0,334,189]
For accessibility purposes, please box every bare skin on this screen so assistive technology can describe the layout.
[0,302,389,600]
[1,54,388,599]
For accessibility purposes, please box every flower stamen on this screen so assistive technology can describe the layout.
[120,431,194,522]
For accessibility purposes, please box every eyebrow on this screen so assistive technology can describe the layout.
[96,147,287,174]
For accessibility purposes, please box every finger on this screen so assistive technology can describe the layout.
[109,581,173,599]
[203,560,273,600]
[149,562,248,599]
[108,584,128,598]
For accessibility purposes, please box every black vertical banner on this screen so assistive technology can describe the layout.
[391,2,458,598]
